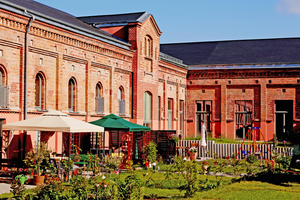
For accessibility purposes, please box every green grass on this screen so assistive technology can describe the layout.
[197,181,300,200]
[2,161,300,199]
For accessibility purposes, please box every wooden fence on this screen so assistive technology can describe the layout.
[177,140,292,160]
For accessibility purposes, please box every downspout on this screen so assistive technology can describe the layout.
[24,10,35,120]
[23,10,35,158]
[131,71,133,119]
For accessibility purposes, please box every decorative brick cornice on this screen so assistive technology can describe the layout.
[0,109,21,114]
[180,83,186,88]
[158,78,165,83]
[63,55,87,64]
[0,13,133,62]
[91,62,111,70]
[188,69,300,79]
[115,67,131,75]
[29,47,58,58]
[0,39,22,49]
[167,80,177,86]
[159,65,187,77]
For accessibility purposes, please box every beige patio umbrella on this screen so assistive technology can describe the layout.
[3,110,104,133]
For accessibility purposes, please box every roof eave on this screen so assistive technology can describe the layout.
[188,63,300,70]
[1,0,131,50]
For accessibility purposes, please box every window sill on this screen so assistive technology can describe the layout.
[36,109,48,112]
[91,113,105,117]
[226,118,234,122]
[68,112,86,117]
[187,118,194,122]
[144,71,153,76]
[28,109,48,115]
[145,56,153,60]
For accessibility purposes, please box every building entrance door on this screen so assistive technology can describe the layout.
[275,100,293,141]
[235,100,253,140]
[196,100,212,136]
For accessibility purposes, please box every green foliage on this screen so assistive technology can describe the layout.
[292,145,300,156]
[111,174,144,200]
[104,154,122,171]
[60,158,73,177]
[168,133,179,143]
[86,153,101,176]
[10,179,26,199]
[69,175,91,199]
[183,136,202,140]
[23,142,51,176]
[178,161,199,197]
[246,154,257,163]
[142,141,158,163]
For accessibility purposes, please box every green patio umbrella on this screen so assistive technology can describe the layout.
[89,114,150,132]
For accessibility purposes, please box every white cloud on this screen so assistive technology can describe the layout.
[276,0,300,15]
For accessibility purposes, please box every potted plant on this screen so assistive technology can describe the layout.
[104,154,121,176]
[23,142,51,186]
[72,144,82,162]
[168,133,179,144]
[189,147,197,161]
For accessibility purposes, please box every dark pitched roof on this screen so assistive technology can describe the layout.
[160,38,300,66]
[3,0,128,45]
[78,12,151,25]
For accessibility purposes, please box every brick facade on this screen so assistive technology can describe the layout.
[0,4,188,157]
[1,1,299,159]
[186,68,300,141]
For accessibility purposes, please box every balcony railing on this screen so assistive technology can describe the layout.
[118,100,125,115]
[0,85,9,108]
[95,97,104,114]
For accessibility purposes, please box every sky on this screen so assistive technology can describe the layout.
[34,0,300,44]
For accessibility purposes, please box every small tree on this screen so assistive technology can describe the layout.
[142,141,158,164]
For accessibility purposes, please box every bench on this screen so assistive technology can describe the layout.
[0,159,24,183]
[70,154,96,166]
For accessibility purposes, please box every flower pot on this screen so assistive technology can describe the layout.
[15,175,27,185]
[33,175,45,186]
[190,152,197,161]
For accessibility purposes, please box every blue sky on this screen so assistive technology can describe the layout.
[34,0,300,44]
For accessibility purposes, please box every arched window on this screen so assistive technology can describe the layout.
[0,70,2,86]
[143,91,152,128]
[0,66,8,108]
[95,83,104,114]
[68,78,76,112]
[35,73,45,110]
[118,86,125,115]
[144,35,152,58]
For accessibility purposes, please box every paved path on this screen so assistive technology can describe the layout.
[0,183,36,195]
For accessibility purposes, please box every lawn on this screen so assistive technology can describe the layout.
[2,157,300,199]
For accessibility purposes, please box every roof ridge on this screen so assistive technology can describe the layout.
[161,37,300,45]
[78,11,147,19]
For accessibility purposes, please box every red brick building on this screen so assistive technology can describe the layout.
[161,39,300,142]
[0,0,187,158]
[0,0,299,159]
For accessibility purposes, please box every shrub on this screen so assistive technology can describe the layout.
[142,141,158,163]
